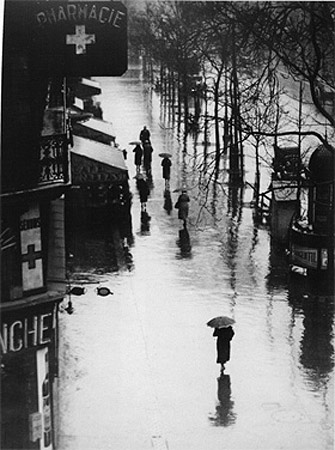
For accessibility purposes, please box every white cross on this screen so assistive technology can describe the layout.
[66,25,95,55]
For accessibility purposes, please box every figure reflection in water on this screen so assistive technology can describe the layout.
[208,374,237,427]
[163,189,172,214]
[140,210,151,234]
[177,221,191,256]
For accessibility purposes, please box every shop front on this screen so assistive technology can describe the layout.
[1,297,62,450]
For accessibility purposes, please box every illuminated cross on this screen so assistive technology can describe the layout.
[22,244,42,269]
[66,25,96,55]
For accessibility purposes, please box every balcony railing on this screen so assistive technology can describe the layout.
[39,134,70,185]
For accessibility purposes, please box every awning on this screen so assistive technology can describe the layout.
[68,106,93,123]
[71,136,127,185]
[73,117,116,145]
[72,78,102,99]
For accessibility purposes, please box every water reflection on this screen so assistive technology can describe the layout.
[288,276,334,381]
[266,242,290,291]
[67,229,119,274]
[208,374,237,427]
[163,189,172,214]
[176,223,192,258]
[139,210,151,235]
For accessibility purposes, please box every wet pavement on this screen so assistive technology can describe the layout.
[57,62,334,450]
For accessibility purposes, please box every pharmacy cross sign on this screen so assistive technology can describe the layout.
[66,25,96,55]
[22,244,42,270]
[4,1,128,76]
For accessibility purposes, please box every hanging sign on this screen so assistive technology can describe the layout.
[20,203,44,292]
[4,0,127,76]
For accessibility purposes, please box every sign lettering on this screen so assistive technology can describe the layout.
[36,4,125,28]
[0,312,54,354]
[4,1,128,76]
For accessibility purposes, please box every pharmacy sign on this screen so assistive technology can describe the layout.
[4,0,127,76]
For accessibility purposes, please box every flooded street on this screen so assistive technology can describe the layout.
[58,62,334,450]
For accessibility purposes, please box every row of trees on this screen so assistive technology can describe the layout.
[127,1,334,193]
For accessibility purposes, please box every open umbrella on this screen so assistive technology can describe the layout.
[129,140,142,145]
[207,316,235,329]
[158,152,172,158]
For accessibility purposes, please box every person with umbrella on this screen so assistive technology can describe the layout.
[136,174,150,212]
[143,141,154,180]
[133,143,143,174]
[161,155,172,189]
[207,316,235,373]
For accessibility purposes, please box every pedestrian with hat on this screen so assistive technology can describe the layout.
[175,189,190,227]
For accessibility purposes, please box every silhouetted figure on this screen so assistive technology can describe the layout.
[136,175,150,212]
[139,125,151,144]
[143,141,153,180]
[175,189,190,227]
[161,157,172,189]
[213,326,235,372]
[163,189,172,214]
[133,144,143,174]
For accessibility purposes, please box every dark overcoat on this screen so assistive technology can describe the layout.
[143,143,153,167]
[137,178,150,203]
[133,145,143,166]
[175,193,190,220]
[140,128,151,143]
[213,326,234,364]
[161,157,172,179]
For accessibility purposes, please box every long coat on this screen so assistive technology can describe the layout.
[143,143,153,167]
[133,145,143,166]
[175,193,190,220]
[137,178,150,203]
[161,157,172,179]
[140,127,151,143]
[213,326,234,364]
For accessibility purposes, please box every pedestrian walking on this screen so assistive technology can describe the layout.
[213,326,234,373]
[139,125,151,144]
[133,144,143,174]
[174,189,190,225]
[161,156,172,189]
[136,174,150,212]
[143,141,153,179]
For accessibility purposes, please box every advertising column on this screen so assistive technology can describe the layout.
[36,347,53,450]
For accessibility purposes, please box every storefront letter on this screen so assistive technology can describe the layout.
[9,321,23,352]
